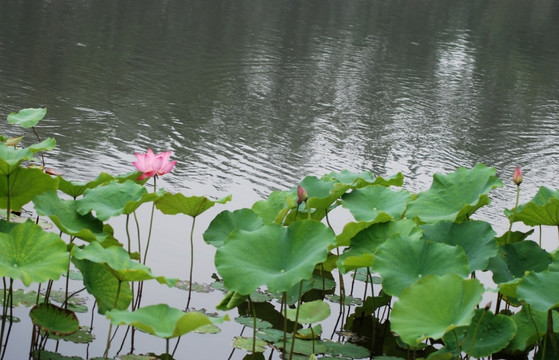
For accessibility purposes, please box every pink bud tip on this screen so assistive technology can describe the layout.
[297,185,308,205]
[513,166,523,186]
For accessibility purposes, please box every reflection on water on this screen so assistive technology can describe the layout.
[0,0,559,357]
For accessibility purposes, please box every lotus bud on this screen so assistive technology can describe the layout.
[297,185,308,205]
[513,166,523,186]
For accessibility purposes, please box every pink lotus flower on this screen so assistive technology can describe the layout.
[297,185,308,205]
[513,166,523,186]
[133,148,177,180]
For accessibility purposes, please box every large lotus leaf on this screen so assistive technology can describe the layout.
[442,309,516,358]
[75,180,157,220]
[203,208,264,248]
[285,300,330,324]
[252,190,295,224]
[506,186,559,226]
[486,241,551,284]
[405,163,503,223]
[506,305,556,351]
[299,175,350,210]
[327,170,404,188]
[106,304,212,339]
[29,303,79,336]
[374,237,470,296]
[421,220,498,271]
[0,167,58,211]
[7,107,47,128]
[33,190,115,243]
[72,242,176,286]
[215,220,335,295]
[71,257,132,314]
[517,270,559,312]
[0,221,69,286]
[155,192,231,217]
[0,138,56,175]
[342,186,411,222]
[391,274,484,346]
[338,219,422,273]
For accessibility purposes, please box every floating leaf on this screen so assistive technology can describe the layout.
[106,304,212,339]
[421,220,498,271]
[235,316,272,329]
[31,350,83,360]
[506,186,559,226]
[48,326,95,344]
[374,237,470,296]
[215,220,335,295]
[29,303,79,336]
[0,221,69,286]
[391,274,484,346]
[203,208,264,248]
[233,336,268,352]
[156,192,231,217]
[405,163,503,223]
[286,300,331,324]
[7,107,47,128]
[0,167,58,211]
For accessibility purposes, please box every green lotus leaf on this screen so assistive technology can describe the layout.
[72,242,176,286]
[216,291,248,311]
[7,107,47,128]
[155,192,231,217]
[0,221,69,286]
[0,167,58,211]
[338,219,422,273]
[106,304,212,339]
[233,336,268,352]
[286,300,330,324]
[391,274,484,346]
[421,220,498,271]
[517,270,559,312]
[75,180,155,220]
[0,139,56,175]
[495,229,534,246]
[442,309,516,358]
[405,163,503,223]
[215,220,335,295]
[374,237,470,296]
[203,208,264,248]
[327,170,404,188]
[506,305,558,351]
[48,326,95,344]
[486,241,551,284]
[506,186,559,226]
[252,190,295,224]
[299,175,350,210]
[71,257,132,314]
[33,190,115,243]
[29,303,79,336]
[342,186,411,222]
[278,338,370,358]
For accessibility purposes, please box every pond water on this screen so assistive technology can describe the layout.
[1,0,559,359]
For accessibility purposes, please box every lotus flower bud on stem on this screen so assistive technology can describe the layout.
[297,185,308,205]
[513,166,523,186]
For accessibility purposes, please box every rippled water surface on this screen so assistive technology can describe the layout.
[1,0,559,358]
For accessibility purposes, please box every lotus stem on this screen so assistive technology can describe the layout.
[0,279,14,360]
[185,216,196,310]
[142,175,158,265]
[289,281,304,360]
[506,185,521,245]
[282,292,288,354]
[248,296,256,356]
[5,175,10,223]
[104,280,122,359]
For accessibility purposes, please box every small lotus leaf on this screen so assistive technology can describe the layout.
[0,167,58,211]
[342,185,411,222]
[31,350,83,360]
[203,208,264,248]
[374,237,470,296]
[72,257,132,314]
[235,316,272,329]
[233,336,268,352]
[299,175,350,210]
[517,270,559,312]
[442,309,516,358]
[0,138,56,175]
[421,220,498,271]
[486,241,551,284]
[391,274,484,346]
[155,192,231,217]
[33,190,115,243]
[29,303,79,336]
[48,326,95,344]
[106,304,212,339]
[252,190,296,224]
[72,242,176,286]
[286,300,330,324]
[0,221,69,286]
[327,170,404,188]
[506,186,559,226]
[405,163,503,223]
[7,107,47,127]
[216,291,248,311]
[215,220,335,294]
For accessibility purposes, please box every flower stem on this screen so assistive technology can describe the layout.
[142,176,158,265]
[506,185,521,245]
[185,216,196,310]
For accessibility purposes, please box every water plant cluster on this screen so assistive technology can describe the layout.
[1,108,559,360]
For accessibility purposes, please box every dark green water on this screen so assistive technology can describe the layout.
[1,1,559,358]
